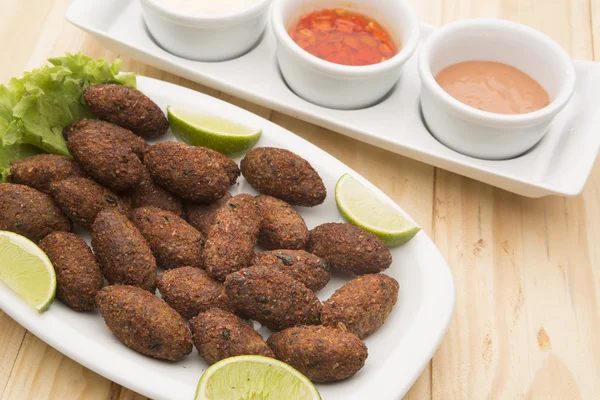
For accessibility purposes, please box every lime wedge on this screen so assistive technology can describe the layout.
[335,174,421,247]
[168,106,262,157]
[195,355,321,400]
[0,231,56,312]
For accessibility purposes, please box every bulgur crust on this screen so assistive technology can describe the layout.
[125,167,185,218]
[267,325,368,383]
[0,183,71,243]
[308,223,392,275]
[144,142,230,203]
[203,194,261,281]
[189,308,274,365]
[256,195,309,250]
[8,154,86,194]
[50,177,131,231]
[224,266,322,331]
[240,147,326,207]
[96,285,192,361]
[91,209,157,292]
[322,274,399,339]
[39,232,104,311]
[84,84,169,139]
[252,250,330,291]
[185,192,232,237]
[157,267,235,320]
[132,207,204,270]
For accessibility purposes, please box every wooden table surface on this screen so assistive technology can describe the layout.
[1,0,600,399]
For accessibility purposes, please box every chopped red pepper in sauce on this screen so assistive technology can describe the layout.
[288,8,399,66]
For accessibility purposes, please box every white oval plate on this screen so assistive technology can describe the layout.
[0,76,455,400]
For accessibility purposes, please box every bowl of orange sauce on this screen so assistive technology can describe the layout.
[418,19,576,160]
[272,0,420,110]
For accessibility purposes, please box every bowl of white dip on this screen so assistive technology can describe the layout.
[141,0,273,61]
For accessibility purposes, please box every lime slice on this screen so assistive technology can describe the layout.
[335,174,421,247]
[195,355,321,400]
[168,106,262,157]
[0,231,56,312]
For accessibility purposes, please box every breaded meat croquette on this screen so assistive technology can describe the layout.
[8,154,86,194]
[189,308,274,365]
[185,192,232,237]
[157,267,235,319]
[225,266,322,331]
[252,250,330,291]
[144,142,231,203]
[132,207,204,270]
[240,147,326,207]
[50,177,131,231]
[203,194,260,281]
[84,84,169,139]
[308,223,392,275]
[39,232,103,311]
[322,274,399,338]
[0,183,71,243]
[91,209,157,292]
[96,285,192,361]
[256,195,309,250]
[125,167,185,218]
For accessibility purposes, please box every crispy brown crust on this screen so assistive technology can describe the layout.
[50,177,131,231]
[256,195,309,250]
[185,192,232,237]
[8,154,86,194]
[144,142,230,203]
[203,194,261,281]
[189,308,274,365]
[267,325,368,383]
[252,250,330,291]
[132,207,204,270]
[96,285,192,361]
[84,84,169,139]
[240,147,326,207]
[0,183,71,243]
[125,167,185,218]
[224,266,322,331]
[39,232,104,311]
[66,120,144,192]
[91,209,157,292]
[308,223,392,275]
[157,267,235,320]
[322,274,399,339]
[209,149,240,185]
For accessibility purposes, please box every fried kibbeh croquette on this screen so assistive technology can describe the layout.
[240,147,326,207]
[203,194,260,281]
[267,325,368,383]
[125,167,185,218]
[63,119,147,160]
[214,151,240,185]
[8,154,86,194]
[157,267,234,320]
[322,274,399,339]
[256,195,309,250]
[39,232,104,311]
[308,223,392,275]
[84,84,169,139]
[252,250,330,292]
[144,142,231,203]
[0,183,71,243]
[96,285,192,361]
[225,266,322,331]
[185,192,232,237]
[132,207,204,270]
[189,308,274,365]
[50,177,131,231]
[92,209,157,292]
[66,120,144,192]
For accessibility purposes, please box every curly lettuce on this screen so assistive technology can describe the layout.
[0,53,136,181]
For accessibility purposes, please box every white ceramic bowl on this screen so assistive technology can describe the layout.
[271,0,420,110]
[419,18,576,160]
[140,0,273,61]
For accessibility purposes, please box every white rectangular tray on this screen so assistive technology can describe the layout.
[66,0,600,198]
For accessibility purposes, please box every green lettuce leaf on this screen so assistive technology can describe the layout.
[0,143,43,182]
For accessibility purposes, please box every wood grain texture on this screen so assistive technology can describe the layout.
[0,0,599,399]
